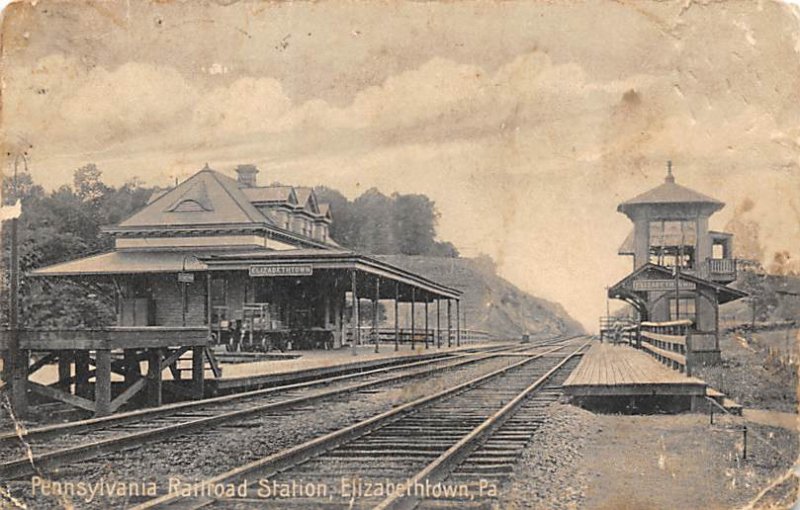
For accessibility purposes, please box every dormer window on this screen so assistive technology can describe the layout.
[171,199,209,212]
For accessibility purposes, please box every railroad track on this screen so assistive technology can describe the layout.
[0,340,570,481]
[131,337,590,510]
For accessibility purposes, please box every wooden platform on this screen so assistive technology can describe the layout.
[563,342,707,397]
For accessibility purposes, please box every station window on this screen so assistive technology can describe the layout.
[669,298,696,322]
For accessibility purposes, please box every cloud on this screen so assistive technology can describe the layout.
[194,77,292,135]
[4,56,199,153]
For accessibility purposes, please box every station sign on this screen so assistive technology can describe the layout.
[249,265,314,277]
[632,279,695,292]
[177,272,195,283]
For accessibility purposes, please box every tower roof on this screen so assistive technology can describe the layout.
[618,163,723,216]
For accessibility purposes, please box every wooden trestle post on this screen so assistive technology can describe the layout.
[123,349,139,386]
[95,349,112,417]
[192,346,205,398]
[147,348,163,407]
[57,351,72,392]
[75,351,91,399]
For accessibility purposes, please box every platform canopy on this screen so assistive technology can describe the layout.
[29,250,213,276]
[30,247,461,300]
[200,249,462,300]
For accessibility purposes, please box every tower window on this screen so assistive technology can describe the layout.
[669,298,696,322]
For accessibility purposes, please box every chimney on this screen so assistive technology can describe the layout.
[235,164,259,187]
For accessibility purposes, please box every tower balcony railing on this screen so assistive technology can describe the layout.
[706,257,736,282]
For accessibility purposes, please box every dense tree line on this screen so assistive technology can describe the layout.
[1,166,456,328]
[1,164,153,328]
[314,186,458,257]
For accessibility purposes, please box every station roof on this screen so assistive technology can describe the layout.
[106,165,335,247]
[241,186,297,204]
[117,166,268,228]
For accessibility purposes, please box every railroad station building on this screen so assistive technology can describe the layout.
[607,165,746,361]
[1,164,463,416]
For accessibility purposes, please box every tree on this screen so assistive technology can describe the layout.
[738,266,779,326]
[352,188,397,254]
[314,186,356,247]
[74,163,109,203]
[393,194,437,255]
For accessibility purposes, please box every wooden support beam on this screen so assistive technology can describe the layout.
[162,346,191,383]
[161,346,191,370]
[168,363,181,381]
[28,382,95,413]
[204,347,222,378]
[57,351,71,392]
[109,377,147,413]
[94,349,112,417]
[192,346,205,399]
[146,348,163,408]
[27,352,57,376]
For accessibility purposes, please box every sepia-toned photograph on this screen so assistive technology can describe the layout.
[0,0,798,508]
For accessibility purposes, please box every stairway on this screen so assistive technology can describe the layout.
[705,387,743,416]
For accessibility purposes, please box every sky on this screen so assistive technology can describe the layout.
[1,0,799,331]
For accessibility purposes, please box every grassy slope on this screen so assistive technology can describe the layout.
[694,328,798,412]
[377,255,585,339]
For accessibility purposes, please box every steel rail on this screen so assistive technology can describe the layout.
[0,342,549,480]
[129,339,585,510]
[0,343,522,446]
[373,340,590,510]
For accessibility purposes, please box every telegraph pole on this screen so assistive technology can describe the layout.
[5,152,28,417]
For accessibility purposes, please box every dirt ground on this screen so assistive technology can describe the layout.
[500,404,799,510]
